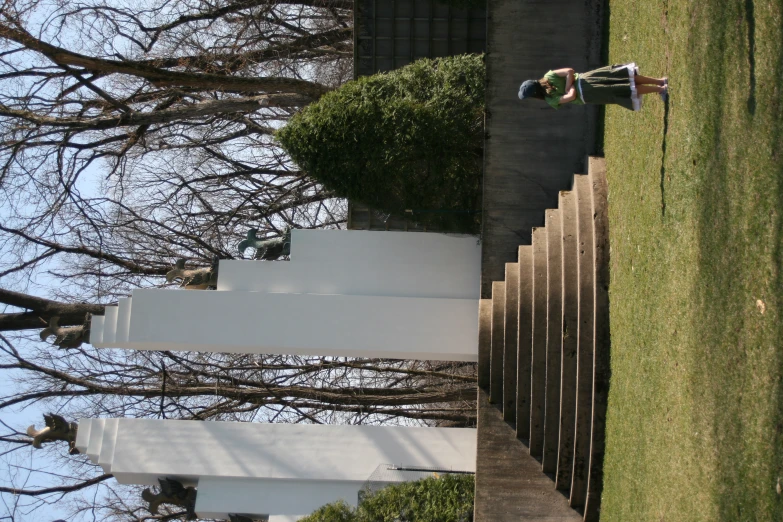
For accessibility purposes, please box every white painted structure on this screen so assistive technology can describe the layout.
[90,230,481,361]
[75,418,477,520]
[95,290,476,360]
[218,230,480,299]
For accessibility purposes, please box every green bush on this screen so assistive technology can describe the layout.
[300,500,357,522]
[299,474,475,522]
[276,55,485,233]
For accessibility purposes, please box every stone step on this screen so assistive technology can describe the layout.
[503,263,519,423]
[556,188,579,492]
[477,299,492,390]
[515,246,533,441]
[490,281,505,405]
[569,174,596,508]
[542,208,563,474]
[584,157,610,522]
[529,227,548,457]
[475,156,610,522]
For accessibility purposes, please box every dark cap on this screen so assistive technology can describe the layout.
[518,80,538,100]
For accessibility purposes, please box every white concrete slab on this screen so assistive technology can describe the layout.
[102,307,118,345]
[220,231,480,300]
[98,419,119,472]
[86,418,105,464]
[289,230,477,266]
[115,298,132,343]
[89,317,104,347]
[195,477,359,520]
[75,418,92,454]
[83,418,475,519]
[107,419,476,480]
[124,289,477,361]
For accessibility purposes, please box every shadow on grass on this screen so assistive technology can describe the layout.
[659,98,669,218]
[745,0,757,115]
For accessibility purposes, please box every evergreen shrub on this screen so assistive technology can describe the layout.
[299,474,475,522]
[277,55,485,233]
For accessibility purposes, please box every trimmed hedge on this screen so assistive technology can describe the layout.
[276,55,485,233]
[299,474,475,522]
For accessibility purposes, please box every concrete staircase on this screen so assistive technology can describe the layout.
[474,157,610,522]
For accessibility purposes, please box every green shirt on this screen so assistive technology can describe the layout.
[544,70,584,110]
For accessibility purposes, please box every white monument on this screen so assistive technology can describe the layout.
[61,229,482,521]
[76,417,477,520]
[89,230,481,361]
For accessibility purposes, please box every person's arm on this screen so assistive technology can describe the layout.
[558,86,578,105]
[551,67,576,94]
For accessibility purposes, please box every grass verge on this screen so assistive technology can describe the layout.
[601,1,783,520]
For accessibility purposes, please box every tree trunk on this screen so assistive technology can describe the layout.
[1,93,314,131]
[0,288,107,331]
[0,24,333,97]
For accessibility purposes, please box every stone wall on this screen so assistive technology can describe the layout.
[481,0,605,297]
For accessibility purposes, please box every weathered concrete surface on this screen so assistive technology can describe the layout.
[478,299,493,390]
[556,189,579,491]
[490,281,506,404]
[480,0,605,297]
[503,263,520,423]
[570,174,596,508]
[529,226,549,458]
[515,245,533,441]
[542,209,564,474]
[585,157,610,522]
[474,158,611,522]
[474,389,583,522]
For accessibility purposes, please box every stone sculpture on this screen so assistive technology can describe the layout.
[26,413,79,454]
[39,314,90,349]
[166,256,219,289]
[238,228,291,260]
[142,478,198,520]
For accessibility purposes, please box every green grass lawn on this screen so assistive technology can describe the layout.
[601,1,783,521]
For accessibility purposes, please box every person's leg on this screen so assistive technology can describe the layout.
[634,74,666,86]
[637,84,665,95]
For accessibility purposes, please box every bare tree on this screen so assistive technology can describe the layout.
[0,0,353,306]
[0,332,476,521]
[0,2,478,520]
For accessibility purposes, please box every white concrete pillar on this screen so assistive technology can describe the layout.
[76,418,476,520]
[85,418,105,464]
[90,316,104,346]
[102,307,118,345]
[89,230,480,360]
[288,230,475,264]
[98,419,119,473]
[91,291,479,361]
[118,289,477,361]
[195,477,363,520]
[115,298,132,344]
[220,230,481,299]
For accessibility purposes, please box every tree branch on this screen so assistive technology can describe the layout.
[0,474,113,497]
[0,24,332,97]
